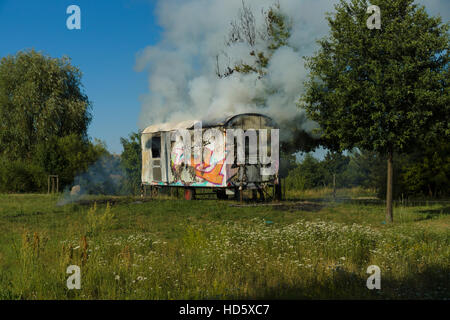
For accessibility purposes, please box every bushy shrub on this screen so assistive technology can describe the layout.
[0,158,46,193]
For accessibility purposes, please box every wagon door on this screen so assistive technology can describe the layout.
[150,134,162,182]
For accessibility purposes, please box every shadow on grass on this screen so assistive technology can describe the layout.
[233,265,450,300]
[418,206,450,216]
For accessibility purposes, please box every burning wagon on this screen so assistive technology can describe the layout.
[141,113,281,200]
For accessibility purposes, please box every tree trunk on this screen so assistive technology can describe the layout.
[333,173,336,201]
[386,150,394,223]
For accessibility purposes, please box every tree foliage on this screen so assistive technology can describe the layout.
[302,0,448,154]
[0,158,46,193]
[33,135,108,188]
[301,0,449,221]
[120,132,142,195]
[0,49,92,160]
[399,138,450,197]
[285,147,449,199]
[0,50,99,192]
[285,154,327,190]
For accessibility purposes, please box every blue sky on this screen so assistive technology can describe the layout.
[0,0,161,154]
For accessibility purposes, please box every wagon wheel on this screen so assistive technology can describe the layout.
[258,186,268,202]
[274,182,282,201]
[184,188,195,200]
[233,187,241,201]
[151,187,159,198]
[216,189,228,200]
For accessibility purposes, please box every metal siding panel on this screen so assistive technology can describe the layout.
[166,133,174,183]
[160,132,168,183]
[141,134,152,184]
[141,114,278,188]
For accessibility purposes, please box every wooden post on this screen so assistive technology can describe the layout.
[386,150,394,223]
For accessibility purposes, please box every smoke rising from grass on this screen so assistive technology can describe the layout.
[57,155,125,206]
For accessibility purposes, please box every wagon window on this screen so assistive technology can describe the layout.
[151,136,161,158]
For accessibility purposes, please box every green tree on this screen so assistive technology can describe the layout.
[322,151,350,188]
[33,135,107,189]
[120,132,142,195]
[0,50,96,192]
[301,0,449,222]
[285,153,328,190]
[341,149,385,189]
[0,157,46,193]
[400,139,450,197]
[0,49,92,160]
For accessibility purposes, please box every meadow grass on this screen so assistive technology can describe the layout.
[0,193,448,300]
[285,186,378,200]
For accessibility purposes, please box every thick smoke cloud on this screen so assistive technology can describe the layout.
[135,0,338,132]
[135,0,448,135]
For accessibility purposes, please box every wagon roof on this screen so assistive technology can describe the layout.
[142,119,199,134]
[142,113,274,134]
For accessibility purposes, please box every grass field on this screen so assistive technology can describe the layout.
[0,193,448,300]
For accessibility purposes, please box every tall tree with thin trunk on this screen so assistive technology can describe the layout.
[301,0,449,223]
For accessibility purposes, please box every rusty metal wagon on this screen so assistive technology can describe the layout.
[141,113,281,200]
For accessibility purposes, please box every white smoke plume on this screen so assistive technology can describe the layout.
[135,0,449,138]
[135,0,337,132]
